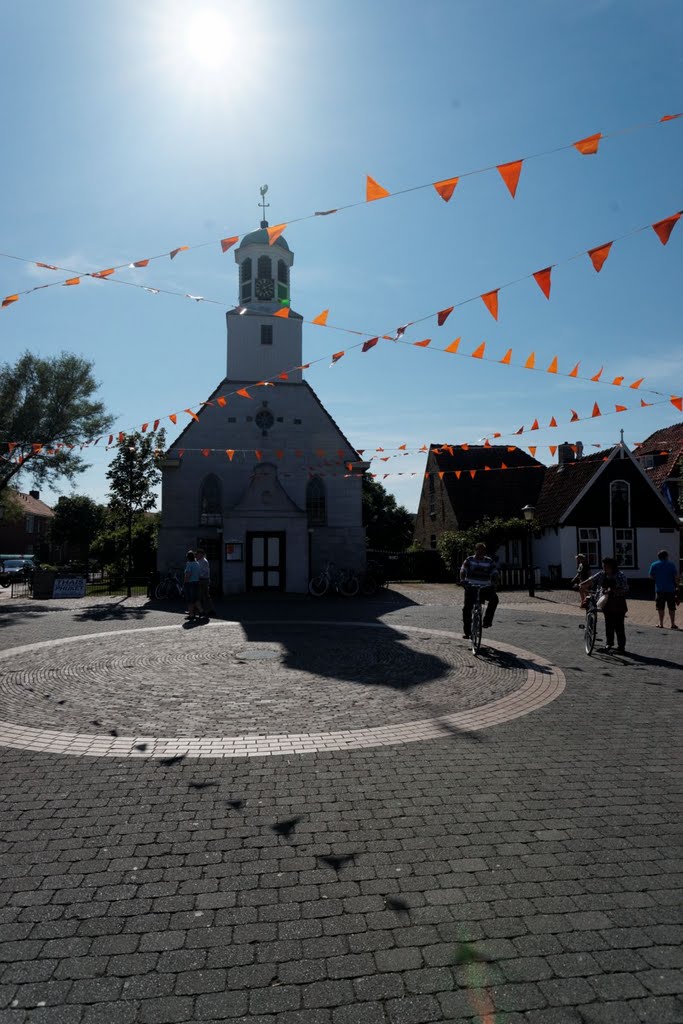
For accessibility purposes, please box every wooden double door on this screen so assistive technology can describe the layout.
[246,532,285,592]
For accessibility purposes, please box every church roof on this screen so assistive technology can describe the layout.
[239,227,290,251]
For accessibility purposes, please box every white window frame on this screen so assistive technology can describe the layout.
[578,528,600,568]
[614,528,636,569]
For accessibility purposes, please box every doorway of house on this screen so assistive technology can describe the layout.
[246,532,285,592]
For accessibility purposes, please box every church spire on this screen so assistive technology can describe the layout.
[259,184,269,228]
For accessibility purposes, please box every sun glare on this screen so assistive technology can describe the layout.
[183,9,232,71]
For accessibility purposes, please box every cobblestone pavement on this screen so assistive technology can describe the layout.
[0,586,681,1024]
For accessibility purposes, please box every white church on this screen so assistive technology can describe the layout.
[157,206,368,594]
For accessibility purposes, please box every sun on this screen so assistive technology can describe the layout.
[183,9,232,71]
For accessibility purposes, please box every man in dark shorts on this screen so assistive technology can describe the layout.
[649,549,680,630]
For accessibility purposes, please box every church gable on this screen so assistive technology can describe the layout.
[232,463,303,516]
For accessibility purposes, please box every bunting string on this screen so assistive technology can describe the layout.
[1,113,680,309]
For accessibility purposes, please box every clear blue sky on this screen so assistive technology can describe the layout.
[2,0,681,514]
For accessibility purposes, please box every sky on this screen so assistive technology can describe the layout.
[1,0,682,516]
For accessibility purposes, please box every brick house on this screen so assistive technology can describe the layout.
[0,489,54,561]
[633,421,683,514]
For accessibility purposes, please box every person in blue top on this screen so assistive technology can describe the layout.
[183,550,201,620]
[649,549,680,630]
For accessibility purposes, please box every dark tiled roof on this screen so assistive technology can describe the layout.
[430,445,545,528]
[10,490,54,518]
[633,422,683,489]
[535,449,612,526]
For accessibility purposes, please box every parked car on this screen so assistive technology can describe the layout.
[0,558,33,587]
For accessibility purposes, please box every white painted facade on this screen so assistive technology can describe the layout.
[157,224,367,594]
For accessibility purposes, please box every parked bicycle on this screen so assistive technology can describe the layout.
[155,571,185,600]
[309,563,360,598]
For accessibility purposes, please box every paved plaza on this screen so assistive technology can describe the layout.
[0,585,681,1023]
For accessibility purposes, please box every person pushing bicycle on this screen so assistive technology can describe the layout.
[460,542,500,639]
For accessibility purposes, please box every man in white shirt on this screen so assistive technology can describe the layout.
[460,542,500,639]
[196,548,212,617]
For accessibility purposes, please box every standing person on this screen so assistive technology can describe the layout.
[196,548,213,618]
[649,549,680,630]
[585,556,629,654]
[183,550,200,620]
[460,542,500,639]
[571,553,591,607]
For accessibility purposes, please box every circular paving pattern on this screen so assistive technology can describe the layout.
[0,621,565,758]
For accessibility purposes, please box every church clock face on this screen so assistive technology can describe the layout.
[255,277,274,300]
[255,408,275,432]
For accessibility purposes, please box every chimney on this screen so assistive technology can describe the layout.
[29,489,40,500]
[574,441,583,460]
[557,443,574,466]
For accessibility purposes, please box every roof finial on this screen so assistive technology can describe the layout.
[259,185,270,228]
[620,428,624,444]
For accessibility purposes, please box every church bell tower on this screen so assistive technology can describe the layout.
[226,186,303,383]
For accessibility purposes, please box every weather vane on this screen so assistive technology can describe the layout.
[259,184,270,227]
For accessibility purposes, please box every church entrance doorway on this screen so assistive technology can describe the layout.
[246,532,285,592]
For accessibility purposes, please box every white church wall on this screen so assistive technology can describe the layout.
[225,311,303,383]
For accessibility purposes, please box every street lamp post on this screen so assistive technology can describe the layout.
[521,504,535,599]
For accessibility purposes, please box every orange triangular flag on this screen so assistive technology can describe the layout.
[255,450,263,461]
[591,367,603,382]
[547,356,558,374]
[433,176,459,202]
[413,339,431,348]
[570,409,579,422]
[612,376,624,386]
[549,416,558,427]
[671,396,683,412]
[652,212,682,246]
[507,446,516,451]
[2,294,18,308]
[170,246,189,259]
[497,159,523,198]
[445,338,461,354]
[312,309,329,326]
[226,449,235,460]
[501,462,507,470]
[91,268,115,279]
[588,242,612,272]
[216,396,227,407]
[530,419,539,430]
[437,306,454,326]
[469,470,476,479]
[278,372,289,380]
[615,404,627,412]
[500,349,512,365]
[362,337,378,352]
[153,420,160,431]
[236,388,252,399]
[660,113,683,121]
[573,133,602,155]
[201,449,210,457]
[273,307,290,318]
[169,413,177,424]
[366,176,390,202]
[267,224,287,245]
[533,267,552,300]
[331,351,345,363]
[220,236,239,253]
[484,439,492,448]
[591,403,601,417]
[629,378,644,389]
[640,399,651,407]
[484,465,491,472]
[569,363,580,377]
[528,446,537,456]
[438,471,445,480]
[471,342,486,359]
[514,427,524,435]
[481,290,499,320]
[549,446,557,457]
[455,470,461,480]
[64,277,80,286]
[185,409,199,421]
[133,259,149,267]
[460,443,469,451]
[35,262,57,269]
[141,423,149,433]
[525,352,536,370]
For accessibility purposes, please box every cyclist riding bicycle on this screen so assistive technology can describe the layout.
[460,542,500,639]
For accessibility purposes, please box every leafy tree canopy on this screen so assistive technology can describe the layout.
[0,351,112,493]
[106,429,166,525]
[51,495,105,549]
[438,516,530,576]
[362,476,415,552]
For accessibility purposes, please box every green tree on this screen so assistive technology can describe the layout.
[438,516,530,576]
[50,495,105,565]
[90,512,160,578]
[362,476,415,551]
[0,351,112,493]
[105,430,166,586]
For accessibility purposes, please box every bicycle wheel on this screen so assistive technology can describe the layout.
[584,609,597,655]
[339,574,360,597]
[309,575,329,597]
[470,603,483,655]
[155,581,168,600]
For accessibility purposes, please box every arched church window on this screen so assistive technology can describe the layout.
[240,258,252,303]
[277,259,289,303]
[199,474,222,524]
[257,255,271,280]
[610,480,630,527]
[306,476,326,526]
